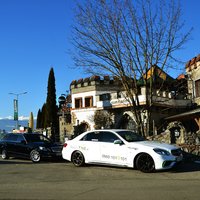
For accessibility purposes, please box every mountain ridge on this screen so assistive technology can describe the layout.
[0,119,36,132]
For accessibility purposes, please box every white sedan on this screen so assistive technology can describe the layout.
[62,129,183,172]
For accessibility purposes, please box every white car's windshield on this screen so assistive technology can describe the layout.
[116,131,145,142]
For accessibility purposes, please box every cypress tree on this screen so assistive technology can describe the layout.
[36,109,42,129]
[41,103,47,128]
[29,112,34,131]
[46,68,59,141]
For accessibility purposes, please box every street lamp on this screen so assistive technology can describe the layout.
[9,92,27,129]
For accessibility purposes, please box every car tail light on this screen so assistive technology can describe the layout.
[63,143,68,148]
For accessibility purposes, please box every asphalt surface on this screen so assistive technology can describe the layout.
[0,158,200,200]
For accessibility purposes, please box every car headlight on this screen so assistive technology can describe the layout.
[153,148,170,156]
[39,146,48,151]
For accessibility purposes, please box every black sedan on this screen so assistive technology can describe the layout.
[0,133,62,162]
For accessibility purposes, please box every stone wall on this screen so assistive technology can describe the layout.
[148,123,200,156]
[180,144,200,156]
[147,130,171,144]
[179,131,200,156]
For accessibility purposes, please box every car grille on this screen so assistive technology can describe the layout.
[171,149,182,156]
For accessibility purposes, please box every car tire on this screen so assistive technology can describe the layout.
[30,150,41,163]
[135,153,155,173]
[1,149,9,159]
[71,151,85,167]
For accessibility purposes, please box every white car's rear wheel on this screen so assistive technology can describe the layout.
[71,151,85,167]
[136,153,155,173]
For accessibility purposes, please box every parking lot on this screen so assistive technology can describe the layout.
[0,158,200,200]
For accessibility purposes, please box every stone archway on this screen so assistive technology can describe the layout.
[73,121,90,137]
[166,121,186,144]
[79,122,90,133]
[117,112,137,131]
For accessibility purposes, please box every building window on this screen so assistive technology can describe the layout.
[75,98,82,108]
[195,79,200,97]
[100,93,110,101]
[85,96,93,107]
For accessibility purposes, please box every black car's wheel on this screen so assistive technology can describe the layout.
[1,149,9,159]
[136,153,155,173]
[30,150,41,163]
[71,151,85,167]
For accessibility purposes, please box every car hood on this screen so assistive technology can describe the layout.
[128,141,179,151]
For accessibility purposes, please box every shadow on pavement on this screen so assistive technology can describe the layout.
[170,152,200,173]
[170,161,200,173]
[0,157,66,165]
[0,159,32,165]
[1,152,200,173]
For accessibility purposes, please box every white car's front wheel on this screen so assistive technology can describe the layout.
[136,153,155,173]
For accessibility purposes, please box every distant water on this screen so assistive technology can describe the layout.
[0,119,32,132]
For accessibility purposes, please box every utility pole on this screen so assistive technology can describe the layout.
[9,92,27,130]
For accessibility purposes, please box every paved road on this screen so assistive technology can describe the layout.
[0,158,200,200]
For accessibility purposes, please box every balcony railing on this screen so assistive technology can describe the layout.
[96,94,192,108]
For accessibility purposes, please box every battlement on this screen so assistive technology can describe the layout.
[70,75,121,89]
[186,54,200,72]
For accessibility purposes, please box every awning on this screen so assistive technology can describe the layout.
[165,108,200,121]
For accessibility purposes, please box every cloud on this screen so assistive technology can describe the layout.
[0,116,13,120]
[19,116,30,120]
[0,116,30,120]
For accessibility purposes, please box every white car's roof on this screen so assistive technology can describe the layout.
[73,129,140,141]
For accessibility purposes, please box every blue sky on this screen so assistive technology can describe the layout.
[0,0,80,119]
[0,0,199,120]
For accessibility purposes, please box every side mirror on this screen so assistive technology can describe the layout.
[114,139,124,145]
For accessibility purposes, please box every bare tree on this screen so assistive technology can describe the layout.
[72,0,192,136]
[93,110,113,129]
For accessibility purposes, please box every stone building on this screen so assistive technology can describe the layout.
[68,67,191,138]
[58,55,200,155]
[166,55,200,130]
[163,54,200,152]
[70,75,124,135]
[58,94,73,143]
[187,54,200,104]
